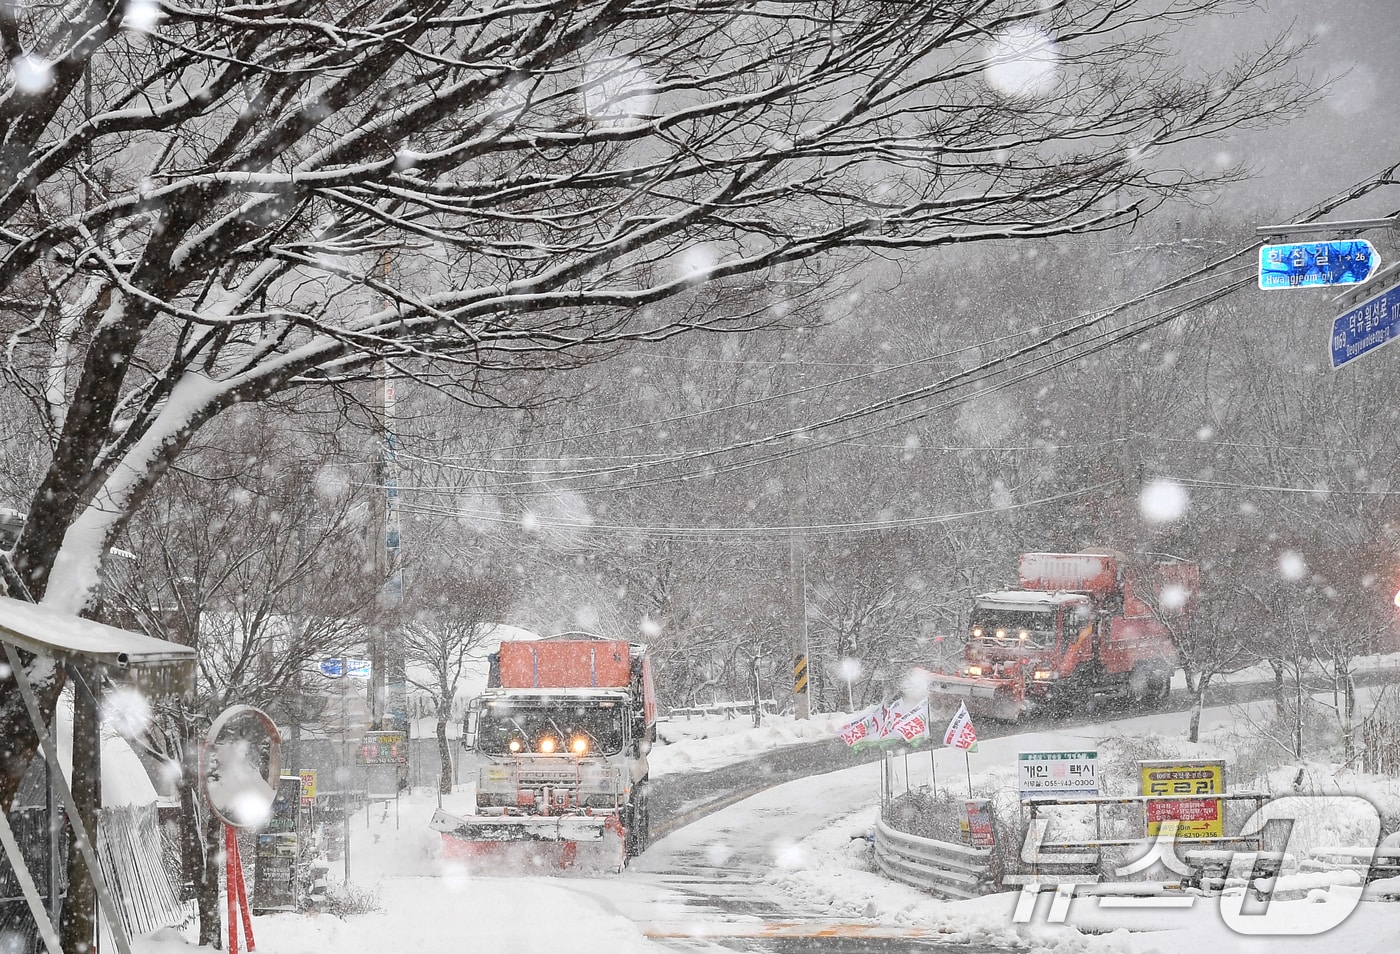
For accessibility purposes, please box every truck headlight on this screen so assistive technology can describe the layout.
[538,737,557,754]
[1032,669,1056,681]
[966,665,983,677]
[570,736,589,755]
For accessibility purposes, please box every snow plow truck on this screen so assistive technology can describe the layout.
[430,632,656,870]
[927,551,1197,722]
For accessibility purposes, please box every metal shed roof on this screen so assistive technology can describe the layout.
[0,595,195,698]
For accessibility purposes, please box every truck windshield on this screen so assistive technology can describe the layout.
[477,702,625,757]
[969,606,1057,648]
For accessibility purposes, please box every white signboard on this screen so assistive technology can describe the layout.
[1019,750,1098,799]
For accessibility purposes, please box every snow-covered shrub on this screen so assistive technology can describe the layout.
[324,883,382,919]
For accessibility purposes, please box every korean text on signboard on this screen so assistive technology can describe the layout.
[960,799,995,848]
[1139,759,1225,839]
[1019,751,1099,799]
[357,732,408,765]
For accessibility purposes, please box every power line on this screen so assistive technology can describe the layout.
[402,163,1400,498]
[397,479,1118,541]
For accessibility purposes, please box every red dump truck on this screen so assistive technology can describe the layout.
[429,633,657,870]
[927,551,1197,722]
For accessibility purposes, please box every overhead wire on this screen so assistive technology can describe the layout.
[396,479,1121,540]
[394,163,1400,524]
[413,258,1258,495]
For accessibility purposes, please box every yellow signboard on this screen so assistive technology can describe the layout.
[299,770,317,803]
[1140,759,1225,839]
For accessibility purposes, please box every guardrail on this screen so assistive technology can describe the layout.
[662,700,780,720]
[872,817,993,900]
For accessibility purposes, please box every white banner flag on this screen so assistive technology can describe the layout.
[891,700,930,742]
[943,702,978,750]
[837,703,881,748]
[874,696,914,743]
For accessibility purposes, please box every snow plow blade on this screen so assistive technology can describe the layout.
[926,672,1025,722]
[430,809,625,872]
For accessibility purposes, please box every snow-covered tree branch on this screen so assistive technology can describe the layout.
[0,0,1310,807]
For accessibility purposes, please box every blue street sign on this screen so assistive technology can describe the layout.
[319,657,372,678]
[1331,279,1400,369]
[1260,240,1379,289]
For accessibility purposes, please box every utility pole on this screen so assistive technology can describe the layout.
[787,343,811,721]
[370,249,407,747]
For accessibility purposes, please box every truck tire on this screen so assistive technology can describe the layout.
[624,778,650,858]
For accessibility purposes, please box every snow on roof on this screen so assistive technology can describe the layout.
[0,594,196,670]
[0,594,196,701]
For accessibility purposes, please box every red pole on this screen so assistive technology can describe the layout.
[225,825,239,954]
[232,831,256,951]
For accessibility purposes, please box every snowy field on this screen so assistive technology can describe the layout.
[132,699,1400,954]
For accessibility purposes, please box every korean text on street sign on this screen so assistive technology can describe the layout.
[299,770,317,805]
[1140,759,1225,839]
[1331,278,1400,369]
[356,732,408,765]
[1019,751,1099,799]
[1259,239,1378,289]
[319,656,372,679]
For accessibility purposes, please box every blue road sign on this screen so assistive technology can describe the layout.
[1331,279,1400,369]
[1260,240,1379,289]
[319,657,372,678]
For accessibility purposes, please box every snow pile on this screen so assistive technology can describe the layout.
[649,711,847,776]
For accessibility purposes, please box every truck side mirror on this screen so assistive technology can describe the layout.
[462,707,479,750]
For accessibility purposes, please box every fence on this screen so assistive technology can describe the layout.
[2,802,187,954]
[872,817,994,900]
[1012,792,1272,886]
[662,700,780,721]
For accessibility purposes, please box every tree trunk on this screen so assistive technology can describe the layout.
[200,814,224,948]
[1271,660,1285,719]
[1294,669,1305,760]
[173,738,222,948]
[1341,665,1357,765]
[1188,671,1211,743]
[436,717,452,795]
[1182,664,1199,696]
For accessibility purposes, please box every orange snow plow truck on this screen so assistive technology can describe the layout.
[928,551,1197,722]
[430,633,657,870]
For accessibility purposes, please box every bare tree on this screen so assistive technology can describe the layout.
[100,411,374,945]
[402,558,516,794]
[0,0,1313,814]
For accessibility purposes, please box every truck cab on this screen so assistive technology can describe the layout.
[431,633,655,868]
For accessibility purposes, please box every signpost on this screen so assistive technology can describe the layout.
[1140,759,1225,840]
[319,656,372,679]
[1330,273,1400,369]
[959,799,995,848]
[1018,751,1099,799]
[356,731,408,765]
[1259,239,1378,289]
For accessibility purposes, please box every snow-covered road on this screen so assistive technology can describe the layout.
[135,699,1400,954]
